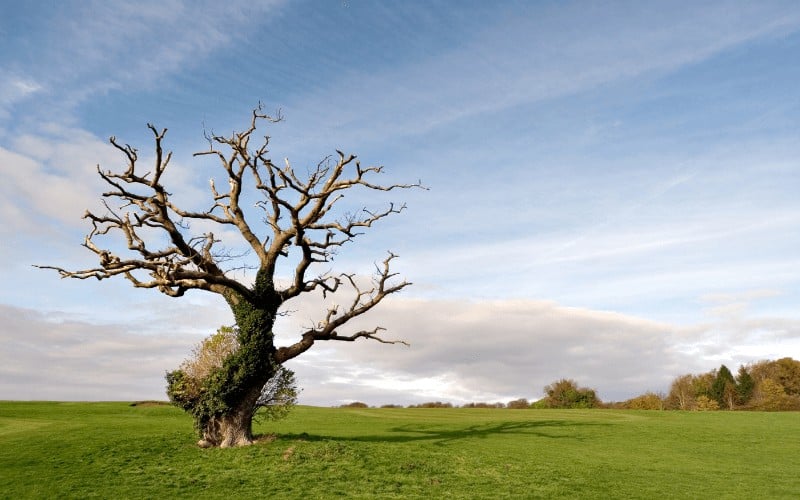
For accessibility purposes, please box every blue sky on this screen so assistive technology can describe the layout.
[1,1,799,405]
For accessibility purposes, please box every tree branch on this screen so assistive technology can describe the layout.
[275,253,411,363]
[36,124,251,299]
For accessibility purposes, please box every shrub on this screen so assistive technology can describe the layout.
[623,392,664,410]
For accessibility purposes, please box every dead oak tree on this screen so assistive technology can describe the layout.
[38,106,422,447]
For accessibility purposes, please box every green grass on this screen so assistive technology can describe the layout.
[0,402,798,498]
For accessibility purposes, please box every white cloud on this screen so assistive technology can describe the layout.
[0,303,199,400]
[0,126,120,237]
[274,296,686,405]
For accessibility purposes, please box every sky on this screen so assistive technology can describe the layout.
[1,0,799,406]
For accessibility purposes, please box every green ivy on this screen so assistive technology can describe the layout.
[166,272,283,436]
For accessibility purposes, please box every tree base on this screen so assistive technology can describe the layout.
[198,411,254,448]
[197,437,253,448]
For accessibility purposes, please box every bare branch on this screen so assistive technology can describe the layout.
[275,253,411,363]
[37,125,252,300]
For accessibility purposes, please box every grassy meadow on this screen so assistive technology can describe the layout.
[0,402,798,498]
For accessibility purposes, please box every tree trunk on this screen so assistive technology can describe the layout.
[196,286,278,447]
[199,411,252,448]
[165,280,281,448]
[198,385,262,448]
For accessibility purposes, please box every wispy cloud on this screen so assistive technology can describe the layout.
[276,1,800,151]
[0,0,286,124]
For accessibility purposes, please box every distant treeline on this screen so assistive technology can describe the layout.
[635,356,800,411]
[339,400,529,409]
[338,357,800,411]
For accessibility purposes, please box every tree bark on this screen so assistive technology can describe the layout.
[198,385,262,448]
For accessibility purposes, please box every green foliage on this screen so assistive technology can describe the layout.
[691,372,714,399]
[735,365,755,406]
[542,379,601,408]
[3,402,800,498]
[710,364,736,410]
[710,365,734,398]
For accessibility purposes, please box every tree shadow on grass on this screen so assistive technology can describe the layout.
[270,419,610,445]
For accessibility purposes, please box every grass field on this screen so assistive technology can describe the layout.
[0,402,798,498]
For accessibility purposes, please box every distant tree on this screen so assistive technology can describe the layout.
[506,398,530,409]
[691,371,715,399]
[772,358,800,395]
[710,365,737,410]
[666,374,696,410]
[542,379,600,409]
[38,106,422,447]
[751,379,791,411]
[748,358,800,390]
[340,402,369,408]
[748,358,800,405]
[734,365,755,407]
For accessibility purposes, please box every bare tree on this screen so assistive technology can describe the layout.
[38,105,423,447]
